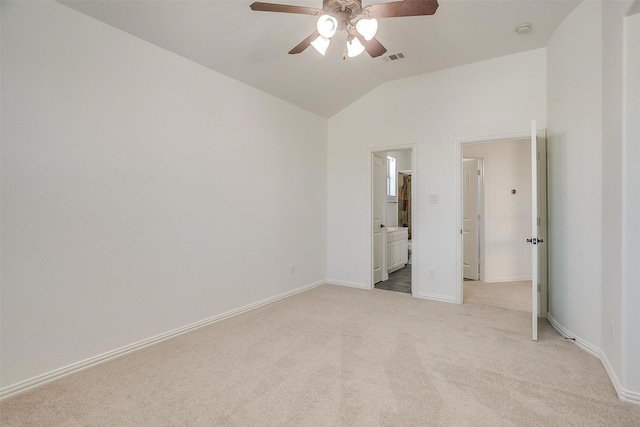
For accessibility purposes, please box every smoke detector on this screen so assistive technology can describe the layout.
[515,23,532,35]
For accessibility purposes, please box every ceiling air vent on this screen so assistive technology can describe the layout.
[382,52,405,62]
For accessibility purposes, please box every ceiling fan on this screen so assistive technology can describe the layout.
[250,0,439,58]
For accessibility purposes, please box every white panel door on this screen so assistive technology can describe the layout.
[463,159,479,280]
[529,120,547,341]
[372,153,386,284]
[536,136,548,319]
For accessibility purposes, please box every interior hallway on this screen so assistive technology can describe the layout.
[463,280,531,313]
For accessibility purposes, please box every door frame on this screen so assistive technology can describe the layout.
[455,130,545,305]
[369,144,417,293]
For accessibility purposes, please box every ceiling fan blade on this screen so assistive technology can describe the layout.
[289,30,320,54]
[250,2,323,16]
[363,0,438,18]
[354,33,387,58]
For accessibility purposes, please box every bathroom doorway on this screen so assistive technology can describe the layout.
[371,147,414,294]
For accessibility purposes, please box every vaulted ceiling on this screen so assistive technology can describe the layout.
[60,0,580,117]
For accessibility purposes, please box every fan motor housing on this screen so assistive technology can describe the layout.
[323,0,362,15]
[323,0,361,31]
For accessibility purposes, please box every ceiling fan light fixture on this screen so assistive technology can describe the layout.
[356,18,378,41]
[311,35,331,55]
[346,38,365,57]
[317,15,338,38]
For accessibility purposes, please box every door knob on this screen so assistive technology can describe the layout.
[527,238,544,244]
[381,224,386,228]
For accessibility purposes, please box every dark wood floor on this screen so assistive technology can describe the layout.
[374,264,411,294]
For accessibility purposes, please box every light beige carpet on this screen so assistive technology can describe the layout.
[2,285,639,426]
[464,280,531,313]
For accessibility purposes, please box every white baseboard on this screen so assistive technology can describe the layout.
[326,279,370,290]
[483,276,532,283]
[598,351,640,404]
[0,279,326,400]
[620,386,640,405]
[412,292,457,304]
[546,313,600,358]
[600,350,640,405]
[547,313,640,406]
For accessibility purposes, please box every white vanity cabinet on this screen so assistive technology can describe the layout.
[387,227,408,273]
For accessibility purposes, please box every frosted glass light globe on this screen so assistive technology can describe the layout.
[356,18,378,41]
[311,35,330,55]
[347,38,365,57]
[317,15,338,38]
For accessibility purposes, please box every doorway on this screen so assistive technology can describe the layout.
[457,125,547,341]
[370,147,415,295]
[461,138,532,313]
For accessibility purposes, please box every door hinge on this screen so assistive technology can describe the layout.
[537,217,541,226]
[477,170,481,176]
[538,283,540,291]
[478,214,481,220]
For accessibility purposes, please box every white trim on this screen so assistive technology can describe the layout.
[483,276,533,283]
[601,352,625,402]
[0,279,326,400]
[547,313,640,406]
[602,353,640,405]
[546,313,600,358]
[326,279,370,290]
[410,146,418,298]
[622,386,640,404]
[456,130,531,145]
[412,292,456,304]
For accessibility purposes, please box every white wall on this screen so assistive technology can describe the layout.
[546,0,603,350]
[547,0,640,400]
[622,8,640,396]
[386,202,399,228]
[0,1,327,389]
[601,0,627,391]
[463,139,531,283]
[327,48,546,298]
[387,150,411,172]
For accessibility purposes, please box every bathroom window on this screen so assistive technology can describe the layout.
[387,156,396,197]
